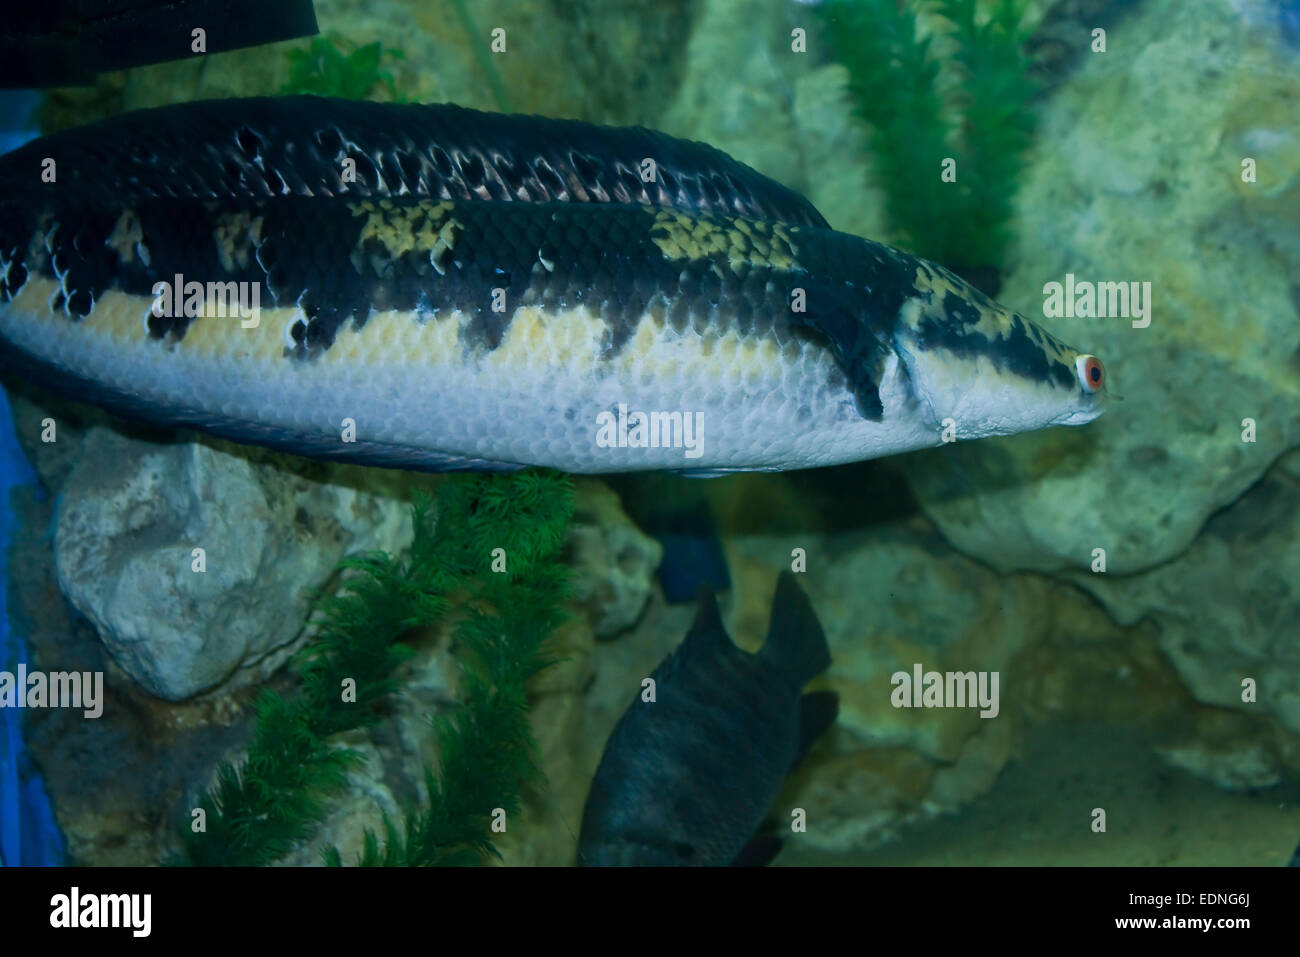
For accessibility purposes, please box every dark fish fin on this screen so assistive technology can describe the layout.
[0,2,318,87]
[672,468,744,478]
[604,475,731,604]
[671,587,734,668]
[652,500,732,605]
[0,1,318,87]
[792,691,839,772]
[788,298,894,422]
[759,571,831,689]
[190,425,528,473]
[0,97,829,229]
[1288,839,1300,866]
[731,832,784,868]
[672,467,784,477]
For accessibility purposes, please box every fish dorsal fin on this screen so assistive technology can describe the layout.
[760,572,832,689]
[669,586,734,661]
[658,586,732,685]
[0,96,830,228]
[684,585,729,648]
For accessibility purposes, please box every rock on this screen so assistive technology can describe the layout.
[1153,708,1298,792]
[498,686,591,866]
[901,0,1300,575]
[661,2,889,241]
[52,426,417,701]
[791,64,890,240]
[277,738,403,867]
[567,479,662,639]
[1068,449,1300,734]
[726,511,1051,766]
[660,0,807,194]
[724,524,1048,854]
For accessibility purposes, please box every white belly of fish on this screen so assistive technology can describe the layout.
[1,277,941,473]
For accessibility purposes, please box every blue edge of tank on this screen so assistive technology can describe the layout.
[0,94,66,867]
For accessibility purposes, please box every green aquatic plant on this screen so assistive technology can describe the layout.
[177,471,574,867]
[817,0,1038,279]
[281,34,407,101]
[331,471,574,866]
[450,0,512,113]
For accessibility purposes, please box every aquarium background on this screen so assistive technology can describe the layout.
[2,0,1298,865]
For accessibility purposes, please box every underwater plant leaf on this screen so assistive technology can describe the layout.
[176,470,573,867]
[933,0,1039,269]
[817,0,1038,276]
[280,33,409,102]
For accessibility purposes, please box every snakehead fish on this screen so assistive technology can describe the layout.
[0,96,1106,474]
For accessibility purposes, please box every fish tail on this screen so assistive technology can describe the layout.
[760,571,831,689]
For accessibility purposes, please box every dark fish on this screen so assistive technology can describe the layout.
[607,473,731,604]
[579,571,838,866]
[648,497,732,603]
[0,2,319,88]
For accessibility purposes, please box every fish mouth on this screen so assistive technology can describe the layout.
[1057,397,1106,426]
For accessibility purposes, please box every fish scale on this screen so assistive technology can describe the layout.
[0,97,1105,474]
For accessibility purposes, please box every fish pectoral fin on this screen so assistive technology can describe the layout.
[792,690,840,772]
[671,467,783,478]
[788,295,893,422]
[671,468,738,478]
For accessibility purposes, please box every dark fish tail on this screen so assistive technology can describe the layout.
[759,571,831,689]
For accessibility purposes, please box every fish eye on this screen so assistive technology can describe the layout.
[1075,354,1104,394]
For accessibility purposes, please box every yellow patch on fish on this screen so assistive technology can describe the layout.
[482,304,611,374]
[650,209,798,273]
[319,305,465,368]
[351,199,461,270]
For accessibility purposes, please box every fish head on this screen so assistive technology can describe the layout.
[889,261,1107,440]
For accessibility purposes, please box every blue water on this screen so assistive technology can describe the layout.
[0,386,63,866]
[0,92,64,866]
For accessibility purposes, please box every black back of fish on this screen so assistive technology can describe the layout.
[0,96,830,229]
[579,571,834,866]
